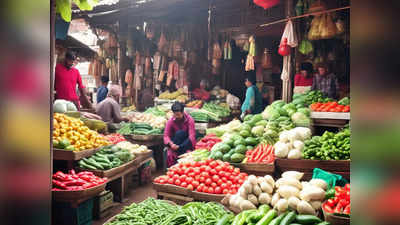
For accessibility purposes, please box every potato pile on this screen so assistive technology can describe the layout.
[228,174,275,211]
[271,171,327,215]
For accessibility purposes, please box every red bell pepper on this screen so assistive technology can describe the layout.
[322,202,334,213]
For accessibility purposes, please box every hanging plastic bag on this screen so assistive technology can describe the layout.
[321,13,337,39]
[308,15,321,40]
[253,0,280,10]
[299,39,313,55]
[281,20,298,48]
[278,38,291,56]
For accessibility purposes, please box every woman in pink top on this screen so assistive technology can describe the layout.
[293,62,314,94]
[164,102,196,167]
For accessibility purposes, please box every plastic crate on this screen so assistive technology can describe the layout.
[53,199,93,225]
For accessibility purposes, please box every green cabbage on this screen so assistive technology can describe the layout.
[251,125,265,137]
[291,112,310,127]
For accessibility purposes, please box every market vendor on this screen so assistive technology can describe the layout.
[95,85,129,124]
[241,70,263,119]
[294,62,314,94]
[193,79,210,101]
[54,51,92,110]
[164,102,196,167]
[312,63,340,99]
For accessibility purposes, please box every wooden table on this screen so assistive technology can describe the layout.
[310,112,350,134]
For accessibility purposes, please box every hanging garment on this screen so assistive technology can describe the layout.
[134,65,143,90]
[281,20,298,48]
[125,69,133,98]
[144,57,151,76]
[153,52,161,70]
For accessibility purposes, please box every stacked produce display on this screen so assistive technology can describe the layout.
[126,113,167,130]
[52,170,107,191]
[154,159,248,195]
[53,113,110,151]
[190,102,231,122]
[105,198,232,225]
[78,145,134,170]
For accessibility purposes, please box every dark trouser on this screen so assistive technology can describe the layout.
[167,130,192,167]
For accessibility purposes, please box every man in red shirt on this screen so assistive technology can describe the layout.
[54,51,91,110]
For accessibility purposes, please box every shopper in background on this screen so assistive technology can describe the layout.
[294,62,314,94]
[312,63,340,99]
[164,102,196,167]
[96,75,109,103]
[241,70,263,119]
[95,85,129,123]
[193,79,210,101]
[54,51,92,110]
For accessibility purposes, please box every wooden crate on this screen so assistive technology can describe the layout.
[52,183,106,202]
[152,183,192,196]
[53,147,100,161]
[156,191,194,205]
[323,210,350,225]
[192,191,226,203]
[93,191,114,219]
[230,162,275,176]
[275,159,350,181]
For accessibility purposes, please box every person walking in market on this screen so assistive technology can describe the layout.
[294,62,314,94]
[96,75,109,103]
[241,70,263,120]
[54,51,92,110]
[164,102,196,167]
[311,63,340,99]
[95,85,129,124]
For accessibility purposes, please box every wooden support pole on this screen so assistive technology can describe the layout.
[281,0,294,103]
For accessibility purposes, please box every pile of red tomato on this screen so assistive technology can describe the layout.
[310,102,350,112]
[322,184,350,215]
[154,159,247,195]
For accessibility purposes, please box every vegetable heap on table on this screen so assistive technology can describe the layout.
[154,159,248,195]
[338,97,350,106]
[303,90,333,106]
[190,110,212,122]
[103,133,126,144]
[274,127,312,159]
[78,145,134,170]
[158,89,186,100]
[186,100,204,108]
[117,122,162,135]
[106,198,232,225]
[144,106,167,117]
[224,171,328,216]
[322,184,350,216]
[126,112,167,129]
[202,102,231,118]
[303,127,350,160]
[52,170,107,191]
[245,144,275,164]
[226,203,330,225]
[178,149,210,163]
[195,134,222,151]
[115,141,150,155]
[310,102,350,112]
[262,100,309,128]
[53,113,110,151]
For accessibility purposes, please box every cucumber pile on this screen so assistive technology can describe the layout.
[79,145,134,170]
[117,122,162,135]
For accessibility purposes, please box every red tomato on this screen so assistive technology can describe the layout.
[168,178,174,184]
[194,168,201,175]
[205,158,213,165]
[154,177,160,183]
[227,166,234,172]
[218,171,225,177]
[215,187,222,194]
[222,189,229,194]
[217,179,223,186]
[167,171,174,178]
[194,161,201,167]
[199,166,206,172]
[226,181,233,187]
[188,172,195,178]
[201,172,209,177]
[199,176,206,183]
[211,182,217,188]
[209,161,218,168]
[212,175,219,183]
[192,181,199,188]
[174,179,181,186]
[181,182,188,188]
[194,175,200,181]
[233,168,240,175]
[180,175,187,182]
[221,183,228,189]
[222,177,228,182]
[173,174,179,180]
[189,162,196,168]
[208,187,214,194]
[205,166,212,173]
[238,179,244,185]
[159,179,166,184]
[224,172,231,178]
[229,189,237,194]
[187,184,194,191]
[198,161,205,166]
[196,185,203,192]
[215,166,223,172]
[205,178,212,186]
[210,169,217,176]
[239,173,247,178]
[186,177,193,184]
[229,175,235,181]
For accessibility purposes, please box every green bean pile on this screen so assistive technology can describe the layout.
[106,198,232,225]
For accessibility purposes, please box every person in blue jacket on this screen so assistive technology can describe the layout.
[241,70,263,119]
[96,75,109,103]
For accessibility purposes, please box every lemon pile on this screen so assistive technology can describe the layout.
[53,113,110,151]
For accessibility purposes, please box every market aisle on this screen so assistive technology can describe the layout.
[93,169,163,225]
